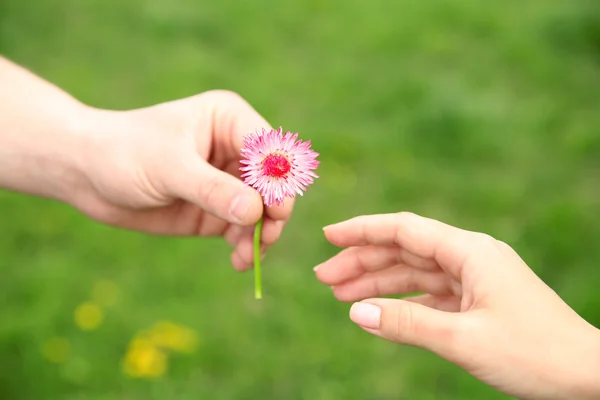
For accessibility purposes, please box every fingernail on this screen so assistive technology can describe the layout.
[313,264,321,271]
[229,192,255,223]
[349,302,381,329]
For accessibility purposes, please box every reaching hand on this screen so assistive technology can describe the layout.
[315,212,600,400]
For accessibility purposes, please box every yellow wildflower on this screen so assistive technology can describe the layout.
[121,320,199,379]
[74,302,104,331]
[122,340,167,379]
[147,320,199,354]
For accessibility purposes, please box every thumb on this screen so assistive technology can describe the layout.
[165,157,264,225]
[349,298,460,359]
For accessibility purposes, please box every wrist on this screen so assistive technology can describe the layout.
[583,328,600,398]
[565,326,600,399]
[0,97,94,205]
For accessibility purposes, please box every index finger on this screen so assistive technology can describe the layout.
[203,90,272,159]
[323,212,494,279]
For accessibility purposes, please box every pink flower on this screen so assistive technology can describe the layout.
[240,127,319,207]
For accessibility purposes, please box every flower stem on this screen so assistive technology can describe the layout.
[254,216,263,299]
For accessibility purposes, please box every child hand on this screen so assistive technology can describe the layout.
[315,212,600,400]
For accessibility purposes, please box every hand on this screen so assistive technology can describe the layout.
[71,90,293,270]
[315,212,600,399]
[0,57,290,270]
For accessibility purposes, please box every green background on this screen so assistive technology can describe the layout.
[2,0,600,398]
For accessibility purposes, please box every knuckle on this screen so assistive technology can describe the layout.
[473,233,516,259]
[393,302,415,343]
[204,89,245,105]
[349,247,366,273]
[200,90,259,141]
[371,278,383,297]
[395,211,417,222]
[472,232,499,250]
[475,232,496,243]
[404,269,421,293]
[494,239,515,253]
[456,232,502,264]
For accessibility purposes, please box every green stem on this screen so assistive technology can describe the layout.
[254,216,263,299]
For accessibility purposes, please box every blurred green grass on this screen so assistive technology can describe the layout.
[2,0,600,398]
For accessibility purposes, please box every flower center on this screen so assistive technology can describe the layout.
[263,153,291,178]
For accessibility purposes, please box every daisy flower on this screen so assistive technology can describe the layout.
[240,127,319,207]
[239,127,319,299]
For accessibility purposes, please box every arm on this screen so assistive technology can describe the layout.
[0,56,293,270]
[0,56,90,203]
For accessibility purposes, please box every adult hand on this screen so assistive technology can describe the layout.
[315,212,600,399]
[0,56,292,270]
[73,90,293,270]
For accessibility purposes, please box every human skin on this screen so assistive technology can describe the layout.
[0,56,293,269]
[315,212,600,400]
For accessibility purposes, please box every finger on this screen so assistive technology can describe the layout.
[261,218,284,246]
[324,212,497,279]
[224,224,245,247]
[207,92,297,223]
[314,245,439,286]
[264,197,295,222]
[404,294,462,312]
[223,160,290,241]
[225,217,282,271]
[86,198,200,236]
[332,266,457,302]
[224,159,277,224]
[232,234,267,270]
[232,233,254,270]
[231,251,249,271]
[203,90,272,160]
[349,298,461,359]
[227,217,281,249]
[164,155,264,226]
[223,159,244,180]
[197,212,228,237]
